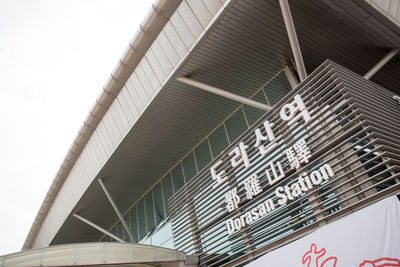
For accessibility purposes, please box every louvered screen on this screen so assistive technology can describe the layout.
[169,60,400,267]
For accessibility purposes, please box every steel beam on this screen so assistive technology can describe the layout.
[279,0,307,81]
[363,48,399,80]
[72,213,126,243]
[283,66,299,88]
[98,179,136,243]
[176,77,272,111]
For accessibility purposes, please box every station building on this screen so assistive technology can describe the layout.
[2,0,400,266]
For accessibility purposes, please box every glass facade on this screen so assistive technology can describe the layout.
[101,71,292,248]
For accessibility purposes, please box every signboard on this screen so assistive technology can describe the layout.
[208,94,336,236]
[169,61,400,267]
[245,196,400,267]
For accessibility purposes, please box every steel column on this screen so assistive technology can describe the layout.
[72,213,126,243]
[279,0,307,81]
[363,48,399,80]
[176,77,272,111]
[98,179,136,243]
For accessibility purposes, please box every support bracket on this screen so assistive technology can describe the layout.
[98,179,136,243]
[363,48,399,80]
[279,0,307,81]
[283,65,299,88]
[176,77,272,111]
[72,213,126,243]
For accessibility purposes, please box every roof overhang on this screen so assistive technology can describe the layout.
[23,0,184,250]
[27,0,400,247]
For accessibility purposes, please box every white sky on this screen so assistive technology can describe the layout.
[0,0,153,255]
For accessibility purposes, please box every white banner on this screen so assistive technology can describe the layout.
[246,196,400,267]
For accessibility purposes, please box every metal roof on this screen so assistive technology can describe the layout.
[25,0,400,249]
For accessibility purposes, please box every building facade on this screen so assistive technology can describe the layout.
[2,0,400,266]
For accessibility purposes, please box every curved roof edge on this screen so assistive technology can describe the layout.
[365,0,400,28]
[22,0,183,251]
[3,242,192,266]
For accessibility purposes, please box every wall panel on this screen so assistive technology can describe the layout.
[157,32,180,67]
[163,21,188,58]
[140,57,161,91]
[150,42,174,76]
[186,0,212,28]
[170,12,196,49]
[145,49,167,86]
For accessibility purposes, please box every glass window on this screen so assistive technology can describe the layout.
[194,138,212,171]
[144,190,156,234]
[243,90,268,126]
[123,213,130,242]
[151,222,173,246]
[225,108,248,142]
[171,163,185,192]
[117,221,123,240]
[209,124,229,158]
[264,72,291,106]
[137,199,146,241]
[142,238,151,245]
[161,238,175,249]
[129,207,139,242]
[162,173,174,217]
[153,181,165,227]
[111,226,117,241]
[183,152,197,182]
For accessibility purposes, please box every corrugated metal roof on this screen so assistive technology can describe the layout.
[50,0,400,245]
[26,0,400,247]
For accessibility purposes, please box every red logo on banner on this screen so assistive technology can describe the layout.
[302,244,399,267]
[359,258,400,267]
[302,243,337,267]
